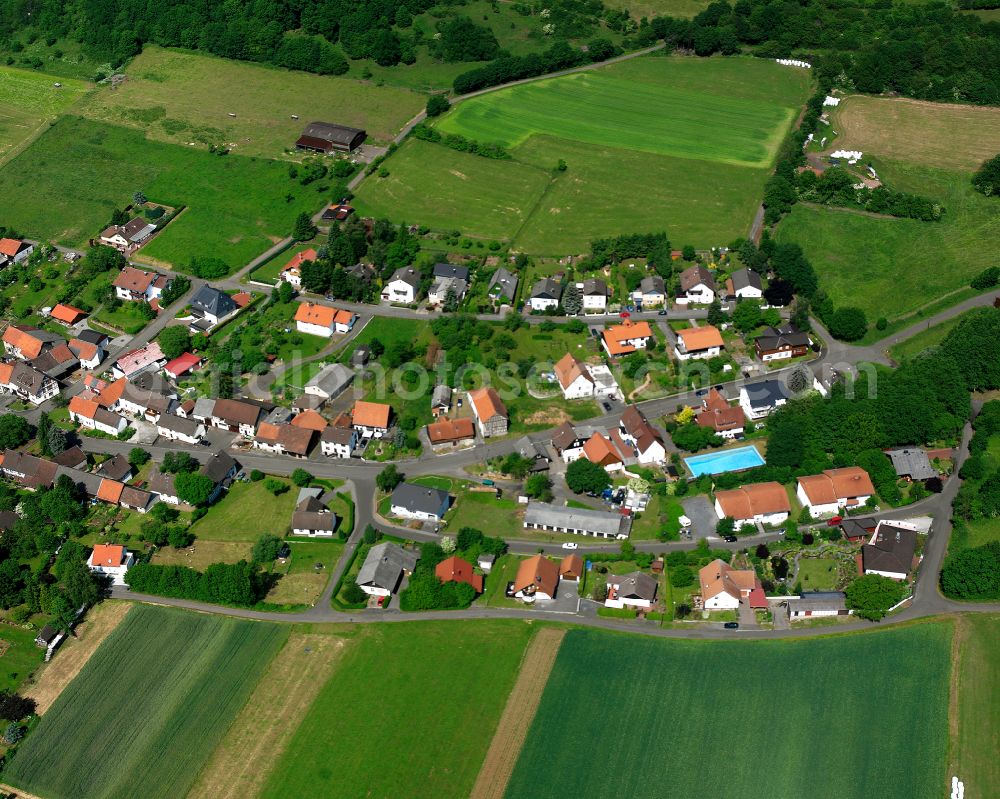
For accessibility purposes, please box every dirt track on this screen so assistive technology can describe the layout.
[469,627,565,799]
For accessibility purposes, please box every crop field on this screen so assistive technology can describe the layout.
[261,620,535,799]
[78,46,424,157]
[0,116,320,269]
[5,605,287,799]
[0,66,89,162]
[950,615,1000,799]
[355,56,809,252]
[829,96,1000,173]
[505,623,952,799]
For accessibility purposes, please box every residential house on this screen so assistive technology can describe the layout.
[200,451,239,504]
[514,436,551,472]
[189,285,239,332]
[68,336,105,371]
[754,324,811,362]
[210,398,263,437]
[116,379,176,422]
[67,396,128,436]
[53,446,87,470]
[191,397,216,424]
[292,394,325,414]
[95,453,133,483]
[112,342,166,380]
[721,268,763,301]
[696,388,745,440]
[862,521,919,580]
[305,362,354,401]
[559,553,584,581]
[100,218,156,254]
[886,448,936,481]
[119,485,155,514]
[294,303,357,337]
[0,449,57,490]
[113,266,170,302]
[739,379,789,420]
[512,554,559,602]
[382,267,421,304]
[551,421,601,464]
[699,559,764,610]
[428,264,470,307]
[477,553,496,574]
[840,516,878,543]
[50,303,87,326]
[280,248,317,288]
[0,361,59,405]
[352,400,392,438]
[156,414,206,445]
[253,422,315,458]
[390,482,450,521]
[554,353,596,400]
[34,625,64,659]
[432,384,452,417]
[87,544,134,586]
[714,482,790,526]
[163,352,203,380]
[580,278,609,313]
[3,324,63,361]
[796,467,875,518]
[435,556,483,593]
[291,492,337,537]
[638,275,667,308]
[602,319,653,357]
[676,265,716,305]
[0,238,32,266]
[487,267,518,307]
[528,277,562,311]
[606,571,658,609]
[30,342,78,379]
[787,592,851,619]
[524,501,632,540]
[468,387,508,438]
[674,326,724,361]
[618,405,667,465]
[320,425,358,458]
[582,431,632,473]
[427,417,475,447]
[291,409,327,433]
[356,542,419,597]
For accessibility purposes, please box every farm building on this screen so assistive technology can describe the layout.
[295,121,366,154]
[523,501,632,540]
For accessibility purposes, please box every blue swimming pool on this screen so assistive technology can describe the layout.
[684,445,765,477]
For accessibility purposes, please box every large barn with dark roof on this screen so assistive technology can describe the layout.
[295,121,366,154]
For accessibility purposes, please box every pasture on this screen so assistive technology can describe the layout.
[79,46,424,157]
[604,0,709,17]
[261,620,535,799]
[0,116,320,269]
[505,623,952,799]
[951,615,1000,799]
[0,66,89,163]
[829,96,1000,173]
[5,605,287,799]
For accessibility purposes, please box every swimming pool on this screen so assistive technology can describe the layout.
[684,445,765,477]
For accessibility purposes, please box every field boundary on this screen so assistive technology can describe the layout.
[469,626,565,799]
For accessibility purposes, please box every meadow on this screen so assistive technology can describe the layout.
[888,310,972,362]
[505,623,952,799]
[78,46,424,157]
[260,620,535,799]
[0,116,320,269]
[190,478,298,541]
[0,66,89,163]
[604,0,709,17]
[951,615,1000,799]
[5,605,287,799]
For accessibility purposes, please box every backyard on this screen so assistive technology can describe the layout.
[190,479,299,541]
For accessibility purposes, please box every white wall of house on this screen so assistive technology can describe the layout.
[735,285,763,300]
[677,285,714,304]
[359,583,391,598]
[582,293,607,312]
[382,280,415,304]
[674,344,721,361]
[704,592,740,610]
[738,390,784,420]
[761,349,794,362]
[796,483,839,518]
[355,423,386,439]
[292,527,334,538]
[156,424,205,445]
[642,291,665,307]
[296,320,334,338]
[70,411,125,436]
[864,567,908,581]
[561,375,594,400]
[321,440,354,458]
[529,297,559,312]
[390,504,441,521]
[560,444,585,464]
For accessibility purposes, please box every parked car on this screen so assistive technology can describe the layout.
[724,622,740,629]
[723,535,738,543]
[828,515,843,526]
[602,401,612,411]
[561,542,579,550]
[657,309,668,315]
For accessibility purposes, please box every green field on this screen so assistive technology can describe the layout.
[952,615,1000,799]
[888,310,972,362]
[191,479,299,541]
[506,623,952,799]
[0,625,46,693]
[0,66,89,162]
[261,620,534,799]
[605,0,709,17]
[0,116,321,269]
[5,605,287,799]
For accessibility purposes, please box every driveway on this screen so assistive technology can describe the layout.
[681,496,718,539]
[535,579,581,614]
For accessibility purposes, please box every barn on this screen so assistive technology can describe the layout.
[295,121,366,154]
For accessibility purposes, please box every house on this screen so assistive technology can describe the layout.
[115,379,176,422]
[528,277,562,311]
[739,379,789,420]
[435,556,483,593]
[291,494,337,537]
[754,324,811,362]
[3,324,63,361]
[638,275,666,308]
[487,267,518,306]
[68,336,105,370]
[862,521,919,580]
[787,592,851,618]
[382,267,421,304]
[0,361,59,405]
[580,278,609,313]
[50,303,87,326]
[210,398,263,436]
[551,421,601,463]
[696,388,745,439]
[163,352,203,380]
[156,414,206,445]
[280,248,317,288]
[356,542,419,597]
[602,319,653,357]
[350,345,371,369]
[477,553,496,574]
[432,384,452,416]
[674,326,724,361]
[253,422,314,458]
[699,559,760,610]
[100,218,156,253]
[524,501,632,540]
[721,268,763,301]
[428,263,470,307]
[840,516,878,543]
[714,482,790,526]
[34,624,64,659]
[512,554,559,602]
[352,400,392,438]
[618,406,667,465]
[582,431,631,473]
[200,451,239,503]
[606,571,658,609]
[53,446,87,470]
[95,454,133,482]
[559,553,583,581]
[797,467,875,518]
[886,448,936,481]
[554,353,596,400]
[0,237,32,265]
[320,425,358,458]
[294,303,356,337]
[30,342,79,379]
[189,285,239,331]
[514,436,551,472]
[427,417,475,446]
[468,387,508,438]
[321,203,354,222]
[119,485,154,514]
[87,544,134,586]
[676,265,716,305]
[112,342,166,380]
[113,266,170,302]
[294,121,366,153]
[67,396,128,436]
[304,362,354,400]
[0,449,57,490]
[389,482,450,521]
[291,409,327,432]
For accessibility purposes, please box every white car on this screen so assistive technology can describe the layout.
[561,542,578,550]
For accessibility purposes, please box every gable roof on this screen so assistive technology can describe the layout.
[291,409,328,431]
[352,400,391,429]
[357,542,419,591]
[559,553,584,579]
[524,501,632,538]
[755,323,810,352]
[530,277,562,301]
[96,478,125,504]
[583,432,624,466]
[863,521,918,575]
[68,338,99,363]
[163,352,202,378]
[799,467,875,505]
[679,264,716,292]
[513,555,559,598]
[191,285,238,318]
[699,559,757,602]
[715,482,790,520]
[677,325,724,351]
[283,248,318,274]
[51,304,86,324]
[742,378,787,410]
[427,417,475,444]
[602,320,653,356]
[886,448,936,480]
[295,302,337,328]
[432,263,470,281]
[96,453,132,481]
[487,267,518,301]
[112,267,159,293]
[200,451,238,484]
[388,266,421,289]
[3,324,56,359]
[435,556,483,593]
[554,353,593,390]
[731,268,762,292]
[391,482,449,516]
[90,544,126,567]
[609,571,658,601]
[468,387,507,422]
[305,362,354,397]
[157,413,202,438]
[212,398,262,427]
[0,238,26,257]
[580,278,609,297]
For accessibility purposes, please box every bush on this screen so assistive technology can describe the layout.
[940,541,1000,600]
[264,478,288,496]
[426,94,450,117]
[291,468,313,487]
[970,266,1000,290]
[670,565,694,587]
[249,469,264,482]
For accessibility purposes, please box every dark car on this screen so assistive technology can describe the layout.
[723,535,738,543]
[657,309,668,316]
[724,622,740,629]
[602,401,612,411]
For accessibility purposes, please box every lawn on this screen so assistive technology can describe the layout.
[338,316,431,362]
[506,622,952,799]
[603,0,709,16]
[151,540,252,571]
[629,494,683,540]
[446,490,523,538]
[0,66,89,163]
[265,539,344,607]
[78,46,424,157]
[260,620,535,799]
[4,605,287,799]
[0,625,46,693]
[249,242,306,285]
[0,115,321,269]
[888,311,970,362]
[796,557,840,590]
[191,479,299,541]
[951,615,1000,799]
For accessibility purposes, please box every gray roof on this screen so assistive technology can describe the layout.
[77,329,108,346]
[432,263,470,281]
[581,278,609,297]
[886,448,935,480]
[321,425,355,446]
[515,436,550,464]
[157,414,202,437]
[610,571,658,601]
[742,379,788,410]
[788,591,847,613]
[640,275,666,295]
[731,268,762,292]
[132,371,176,396]
[6,361,54,398]
[863,522,917,575]
[432,384,452,408]
[192,397,216,419]
[120,381,174,414]
[391,482,450,517]
[147,467,177,498]
[200,451,238,484]
[292,495,335,532]
[755,324,810,352]
[389,267,421,289]
[301,121,365,146]
[96,454,132,482]
[191,285,238,318]
[356,542,419,591]
[431,275,467,298]
[305,363,354,398]
[488,267,518,301]
[524,501,632,538]
[530,277,562,301]
[296,486,324,504]
[56,465,103,497]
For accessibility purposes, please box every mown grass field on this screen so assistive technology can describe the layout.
[604,0,709,17]
[5,605,287,799]
[951,615,1000,799]
[261,620,535,799]
[78,46,424,157]
[0,625,45,693]
[505,623,952,799]
[0,66,89,162]
[0,115,320,269]
[191,479,298,541]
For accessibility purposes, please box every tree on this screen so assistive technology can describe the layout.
[716,516,735,536]
[845,574,907,621]
[731,300,762,333]
[277,281,294,304]
[46,425,67,456]
[128,447,151,468]
[970,266,999,290]
[376,464,403,493]
[343,580,368,605]
[162,451,198,473]
[828,307,868,341]
[771,555,789,579]
[174,472,216,506]
[167,526,194,548]
[971,154,1000,197]
[525,473,553,502]
[499,453,534,479]
[706,299,728,327]
[763,278,793,307]
[786,364,810,394]
[252,534,283,564]
[0,415,31,450]
[132,190,146,205]
[682,245,696,261]
[671,423,722,453]
[264,478,288,495]
[426,95,450,117]
[561,283,582,315]
[671,565,694,587]
[940,541,1000,600]
[293,212,316,241]
[4,722,23,745]
[565,459,610,494]
[291,468,313,487]
[755,543,770,559]
[0,691,35,721]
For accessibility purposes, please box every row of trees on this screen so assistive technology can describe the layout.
[124,560,271,606]
[797,168,944,223]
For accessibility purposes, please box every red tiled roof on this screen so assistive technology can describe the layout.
[602,320,653,356]
[435,556,483,593]
[0,238,24,257]
[90,543,125,566]
[468,387,507,422]
[51,304,86,324]
[427,417,475,444]
[352,401,391,429]
[163,352,202,377]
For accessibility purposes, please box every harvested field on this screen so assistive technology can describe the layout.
[23,601,132,714]
[188,633,347,799]
[470,627,565,799]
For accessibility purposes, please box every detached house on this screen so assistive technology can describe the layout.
[487,267,518,307]
[797,467,875,518]
[512,555,559,602]
[68,336,105,371]
[189,285,239,332]
[602,319,653,357]
[754,324,811,362]
[436,556,483,593]
[528,277,562,311]
[294,303,356,337]
[618,405,667,465]
[428,263,470,307]
[739,379,788,420]
[721,268,763,301]
[291,490,337,537]
[674,326,724,361]
[676,265,716,305]
[696,388,745,439]
[0,238,33,266]
[156,414,206,445]
[0,361,58,405]
[356,542,419,598]
[100,218,156,254]
[280,248,317,288]
[580,278,609,313]
[390,482,450,521]
[638,275,667,308]
[87,544,134,585]
[382,267,421,304]
[112,342,166,380]
[305,362,354,400]
[606,572,658,610]
[113,267,170,303]
[714,482,790,527]
[554,353,595,400]
[352,400,392,438]
[699,559,765,610]
[468,387,508,438]
[862,520,919,581]
[320,425,358,458]
[68,396,128,436]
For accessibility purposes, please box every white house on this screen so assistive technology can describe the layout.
[0,361,59,405]
[291,492,337,537]
[739,379,788,420]
[320,425,358,458]
[352,401,391,439]
[356,542,419,597]
[0,238,33,266]
[554,353,595,400]
[279,248,317,288]
[674,326,724,361]
[305,363,354,400]
[87,544,134,586]
[602,319,653,357]
[580,278,609,313]
[618,406,667,466]
[382,267,420,304]
[528,277,561,311]
[112,266,170,302]
[787,592,851,619]
[68,396,128,436]
[714,482,790,527]
[605,572,658,610]
[796,467,875,518]
[389,482,450,521]
[294,303,357,337]
[638,275,666,308]
[427,264,470,307]
[724,268,763,301]
[156,414,206,445]
[100,218,156,254]
[676,265,716,305]
[68,336,105,370]
[862,521,919,580]
[699,559,759,610]
[189,285,239,330]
